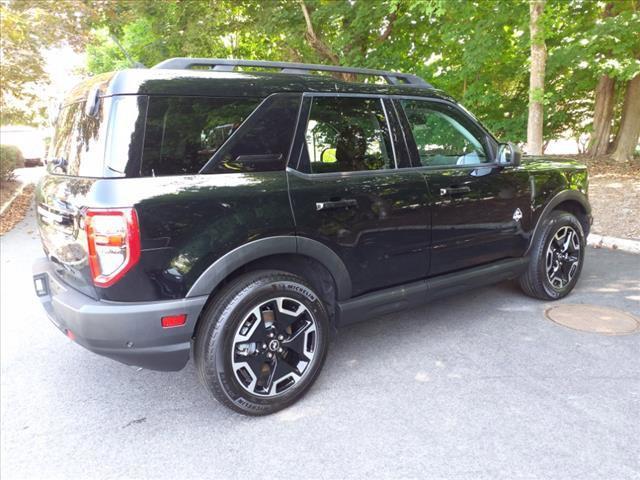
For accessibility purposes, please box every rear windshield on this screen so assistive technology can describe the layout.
[49,101,107,177]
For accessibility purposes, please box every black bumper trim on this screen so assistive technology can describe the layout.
[32,257,208,371]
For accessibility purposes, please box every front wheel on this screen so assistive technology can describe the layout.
[519,210,586,300]
[194,270,329,416]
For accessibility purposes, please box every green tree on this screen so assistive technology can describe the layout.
[548,0,640,158]
[0,0,125,125]
[8,0,636,160]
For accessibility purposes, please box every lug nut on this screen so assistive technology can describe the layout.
[267,352,273,358]
[262,343,267,349]
[268,332,275,338]
[277,335,284,341]
[278,347,283,353]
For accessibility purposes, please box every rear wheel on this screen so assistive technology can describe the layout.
[194,270,329,416]
[520,210,585,300]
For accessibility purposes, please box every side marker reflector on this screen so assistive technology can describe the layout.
[161,314,187,329]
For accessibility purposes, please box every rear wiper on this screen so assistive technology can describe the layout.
[49,157,68,174]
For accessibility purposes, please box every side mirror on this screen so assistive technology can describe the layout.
[497,142,522,166]
[320,147,337,163]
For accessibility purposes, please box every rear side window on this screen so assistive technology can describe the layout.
[203,93,302,174]
[141,97,260,176]
[302,96,394,174]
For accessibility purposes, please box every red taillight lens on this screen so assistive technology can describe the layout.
[85,208,140,288]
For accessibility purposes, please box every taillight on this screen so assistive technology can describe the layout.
[85,208,141,288]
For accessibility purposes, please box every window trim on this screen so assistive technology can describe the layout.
[292,93,399,176]
[392,96,500,170]
[380,99,398,169]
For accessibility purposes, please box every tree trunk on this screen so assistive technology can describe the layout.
[526,0,546,156]
[588,3,617,157]
[588,75,616,157]
[610,74,640,163]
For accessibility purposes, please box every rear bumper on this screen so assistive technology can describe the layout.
[32,257,208,371]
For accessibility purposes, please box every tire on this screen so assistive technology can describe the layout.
[194,270,330,416]
[519,210,586,300]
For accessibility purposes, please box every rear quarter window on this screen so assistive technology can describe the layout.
[141,97,260,176]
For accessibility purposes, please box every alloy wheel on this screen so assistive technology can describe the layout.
[231,297,317,397]
[545,225,581,289]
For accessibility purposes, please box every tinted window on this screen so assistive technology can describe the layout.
[141,96,259,176]
[205,93,301,174]
[49,101,106,177]
[304,97,394,173]
[401,100,487,167]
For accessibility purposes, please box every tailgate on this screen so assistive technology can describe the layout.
[36,175,99,299]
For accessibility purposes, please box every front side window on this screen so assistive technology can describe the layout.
[303,96,394,173]
[401,100,488,167]
[141,96,260,176]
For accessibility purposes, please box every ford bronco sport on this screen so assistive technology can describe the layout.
[33,58,591,415]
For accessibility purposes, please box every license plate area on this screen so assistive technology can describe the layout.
[33,274,50,297]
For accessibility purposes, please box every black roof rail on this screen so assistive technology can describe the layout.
[152,57,432,88]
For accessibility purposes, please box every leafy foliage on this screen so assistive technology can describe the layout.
[0,0,125,125]
[2,0,638,150]
[0,144,24,180]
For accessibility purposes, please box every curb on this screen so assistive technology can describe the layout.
[0,181,27,216]
[587,234,640,254]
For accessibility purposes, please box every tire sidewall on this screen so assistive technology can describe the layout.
[204,274,329,415]
[539,213,585,299]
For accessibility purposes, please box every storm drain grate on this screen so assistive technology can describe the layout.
[545,304,640,335]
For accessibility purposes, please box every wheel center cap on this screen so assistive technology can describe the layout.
[268,339,280,352]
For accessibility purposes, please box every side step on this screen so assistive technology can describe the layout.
[336,257,529,327]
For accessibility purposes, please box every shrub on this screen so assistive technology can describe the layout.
[0,145,24,181]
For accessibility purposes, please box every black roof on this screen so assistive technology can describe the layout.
[65,68,452,105]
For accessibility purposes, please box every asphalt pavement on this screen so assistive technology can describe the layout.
[1,204,639,479]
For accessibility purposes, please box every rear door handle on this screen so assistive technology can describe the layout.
[315,199,358,211]
[440,186,471,196]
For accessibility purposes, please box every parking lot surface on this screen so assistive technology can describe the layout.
[1,206,639,479]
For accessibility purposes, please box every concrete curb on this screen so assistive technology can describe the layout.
[587,233,640,254]
[0,181,27,216]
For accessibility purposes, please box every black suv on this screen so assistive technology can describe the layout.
[33,58,591,415]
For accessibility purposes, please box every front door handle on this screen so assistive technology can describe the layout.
[440,186,471,196]
[315,199,358,211]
